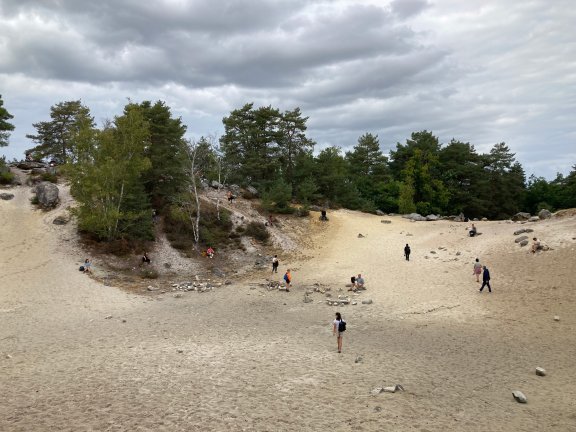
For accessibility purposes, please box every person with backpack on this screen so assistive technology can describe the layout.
[283,269,292,292]
[272,255,279,273]
[332,312,346,353]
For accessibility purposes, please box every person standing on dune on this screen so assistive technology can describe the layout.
[404,244,411,261]
[479,266,492,293]
[473,258,482,283]
[283,269,292,292]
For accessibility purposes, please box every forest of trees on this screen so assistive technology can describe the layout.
[1,95,575,245]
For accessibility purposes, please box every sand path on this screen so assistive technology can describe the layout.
[1,189,575,431]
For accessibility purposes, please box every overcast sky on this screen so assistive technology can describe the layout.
[1,0,574,179]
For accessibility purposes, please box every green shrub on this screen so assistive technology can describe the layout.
[0,171,14,185]
[140,268,159,279]
[296,206,310,217]
[40,172,58,183]
[245,221,269,242]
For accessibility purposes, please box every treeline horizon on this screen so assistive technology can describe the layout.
[1,96,575,244]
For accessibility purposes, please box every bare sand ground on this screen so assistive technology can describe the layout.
[1,185,576,432]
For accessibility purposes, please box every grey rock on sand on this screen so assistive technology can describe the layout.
[515,235,529,243]
[34,181,59,208]
[512,390,527,403]
[0,193,14,200]
[535,367,546,376]
[538,209,552,219]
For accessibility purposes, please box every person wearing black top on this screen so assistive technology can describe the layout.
[404,244,411,261]
[479,266,491,293]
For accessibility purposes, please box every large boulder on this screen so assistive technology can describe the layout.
[426,214,439,221]
[0,193,14,200]
[512,212,531,221]
[210,180,222,189]
[15,161,47,170]
[243,185,259,198]
[34,182,59,208]
[515,235,529,244]
[404,213,427,221]
[229,184,241,195]
[528,216,539,222]
[376,209,386,216]
[538,209,552,220]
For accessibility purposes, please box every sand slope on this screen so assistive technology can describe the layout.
[1,186,576,432]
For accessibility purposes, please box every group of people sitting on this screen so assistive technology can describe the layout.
[348,274,365,291]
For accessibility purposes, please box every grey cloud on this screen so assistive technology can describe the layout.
[390,0,429,19]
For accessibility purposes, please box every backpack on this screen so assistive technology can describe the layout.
[338,320,346,332]
[79,266,85,272]
[284,273,290,283]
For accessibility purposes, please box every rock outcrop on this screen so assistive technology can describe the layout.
[34,182,59,208]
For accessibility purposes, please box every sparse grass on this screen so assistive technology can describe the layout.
[245,221,270,242]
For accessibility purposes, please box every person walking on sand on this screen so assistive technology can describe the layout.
[479,266,491,293]
[283,269,292,292]
[473,258,482,283]
[272,255,279,273]
[332,312,346,353]
[404,244,411,261]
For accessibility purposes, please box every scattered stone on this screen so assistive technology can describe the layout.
[105,315,113,319]
[535,367,546,376]
[303,294,313,303]
[355,355,363,363]
[357,233,365,238]
[455,251,461,256]
[210,180,222,189]
[373,406,382,412]
[538,209,552,220]
[554,316,560,321]
[163,263,172,268]
[361,299,373,305]
[528,216,539,222]
[224,280,232,285]
[514,235,529,243]
[122,319,127,323]
[512,212,531,221]
[382,384,405,393]
[430,251,436,254]
[512,390,527,403]
[52,215,69,225]
[0,193,14,200]
[482,217,488,221]
[426,214,439,221]
[176,349,184,354]
[174,293,183,298]
[351,301,357,305]
[147,286,159,291]
[376,210,385,216]
[381,220,392,224]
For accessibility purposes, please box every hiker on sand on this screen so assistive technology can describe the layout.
[283,269,292,292]
[404,244,411,261]
[332,312,346,353]
[142,252,151,264]
[469,223,477,237]
[272,255,279,273]
[227,191,235,204]
[355,274,365,289]
[206,247,215,259]
[479,266,492,293]
[83,258,92,274]
[531,237,541,254]
[473,258,482,283]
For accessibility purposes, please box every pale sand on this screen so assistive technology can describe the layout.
[1,186,576,431]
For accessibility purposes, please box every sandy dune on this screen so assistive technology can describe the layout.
[1,184,576,431]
